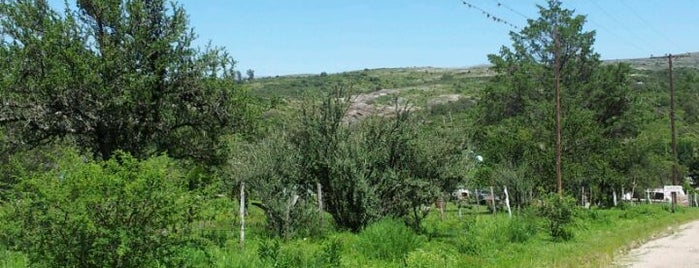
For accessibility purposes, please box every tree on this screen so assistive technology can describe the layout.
[247,69,255,81]
[0,0,258,164]
[229,132,319,238]
[291,89,440,232]
[472,0,635,200]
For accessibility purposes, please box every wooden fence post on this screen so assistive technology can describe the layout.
[490,186,496,214]
[503,186,512,218]
[239,181,245,248]
[317,182,323,229]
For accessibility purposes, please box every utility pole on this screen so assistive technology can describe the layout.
[651,53,689,212]
[554,29,563,195]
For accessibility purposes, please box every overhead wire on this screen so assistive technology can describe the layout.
[460,0,519,30]
[618,0,682,53]
[489,0,531,20]
[556,0,647,57]
[586,0,656,55]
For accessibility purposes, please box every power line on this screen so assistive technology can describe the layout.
[587,0,656,53]
[564,1,648,57]
[489,0,531,20]
[460,0,519,29]
[619,0,682,53]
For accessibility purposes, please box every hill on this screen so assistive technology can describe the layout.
[249,52,699,123]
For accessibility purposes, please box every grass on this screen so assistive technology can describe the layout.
[234,203,699,268]
[4,201,699,267]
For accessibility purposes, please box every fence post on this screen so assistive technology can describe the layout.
[239,181,245,248]
[504,186,512,218]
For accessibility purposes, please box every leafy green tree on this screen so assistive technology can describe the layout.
[472,0,635,202]
[230,131,319,238]
[0,0,258,164]
[289,89,440,232]
[0,150,203,267]
[247,69,255,81]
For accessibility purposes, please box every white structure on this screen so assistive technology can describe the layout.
[646,186,689,205]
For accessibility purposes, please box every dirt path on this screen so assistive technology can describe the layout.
[616,220,699,267]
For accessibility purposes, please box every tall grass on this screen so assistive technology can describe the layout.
[3,203,699,267]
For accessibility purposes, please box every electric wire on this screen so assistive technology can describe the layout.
[460,0,519,30]
[619,0,682,53]
[587,0,656,54]
[489,0,531,20]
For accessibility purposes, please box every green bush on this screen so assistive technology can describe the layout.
[0,151,202,267]
[537,194,577,241]
[355,218,423,261]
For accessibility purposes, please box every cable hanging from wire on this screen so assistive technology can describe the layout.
[461,0,519,29]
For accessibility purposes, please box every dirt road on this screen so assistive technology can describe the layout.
[616,220,699,267]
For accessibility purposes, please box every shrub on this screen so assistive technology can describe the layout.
[537,194,577,241]
[0,151,202,267]
[355,218,423,261]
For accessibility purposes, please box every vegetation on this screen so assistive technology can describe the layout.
[0,0,259,163]
[1,0,699,267]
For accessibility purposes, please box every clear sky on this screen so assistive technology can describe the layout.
[49,0,699,77]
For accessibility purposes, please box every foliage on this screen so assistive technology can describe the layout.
[506,214,540,243]
[230,132,321,239]
[0,150,202,267]
[536,194,577,241]
[0,0,259,164]
[355,218,424,262]
[316,238,342,267]
[291,88,443,232]
[471,0,637,203]
[405,245,459,268]
[257,239,282,267]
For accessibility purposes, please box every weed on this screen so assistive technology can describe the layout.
[257,239,282,266]
[355,218,424,261]
[506,216,540,243]
[316,238,342,267]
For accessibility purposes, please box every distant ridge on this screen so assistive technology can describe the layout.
[604,51,699,71]
[265,52,699,78]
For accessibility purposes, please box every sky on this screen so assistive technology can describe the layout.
[49,0,699,77]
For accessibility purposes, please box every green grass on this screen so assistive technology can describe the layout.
[4,202,699,267]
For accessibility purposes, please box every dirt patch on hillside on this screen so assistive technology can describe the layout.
[344,89,416,123]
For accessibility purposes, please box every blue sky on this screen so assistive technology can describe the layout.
[50,1,699,77]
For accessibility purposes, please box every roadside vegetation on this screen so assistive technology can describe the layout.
[1,0,699,267]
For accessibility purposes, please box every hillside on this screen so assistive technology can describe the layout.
[606,51,699,71]
[250,52,699,123]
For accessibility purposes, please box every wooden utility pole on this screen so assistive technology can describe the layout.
[651,53,689,212]
[554,29,563,195]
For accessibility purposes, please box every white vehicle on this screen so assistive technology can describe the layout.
[646,187,689,205]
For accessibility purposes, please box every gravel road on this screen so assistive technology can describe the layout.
[616,220,699,268]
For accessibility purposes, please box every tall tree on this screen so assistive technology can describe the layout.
[0,0,258,163]
[472,0,634,200]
